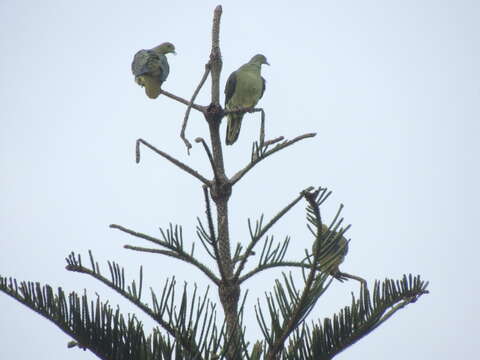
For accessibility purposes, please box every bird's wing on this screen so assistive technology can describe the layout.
[132,50,163,77]
[224,71,237,107]
[259,76,266,99]
[158,54,170,82]
[132,50,150,76]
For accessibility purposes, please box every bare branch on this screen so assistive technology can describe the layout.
[195,137,219,181]
[136,138,210,185]
[159,89,205,112]
[246,109,285,162]
[262,136,284,147]
[181,63,211,153]
[230,133,317,185]
[234,187,313,281]
[210,5,223,105]
[259,108,265,145]
[224,107,263,115]
[335,271,367,285]
[123,244,220,285]
[239,261,321,284]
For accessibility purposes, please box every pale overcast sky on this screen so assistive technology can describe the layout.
[1,1,478,359]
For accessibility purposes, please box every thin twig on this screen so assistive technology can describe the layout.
[234,187,313,281]
[263,136,284,147]
[230,133,317,185]
[249,109,285,162]
[181,63,211,153]
[224,107,263,115]
[159,89,205,112]
[335,271,367,285]
[123,244,220,285]
[195,137,219,181]
[239,261,324,284]
[136,138,210,185]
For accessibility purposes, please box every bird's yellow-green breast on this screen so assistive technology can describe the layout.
[226,66,264,110]
[131,42,175,99]
[224,54,268,145]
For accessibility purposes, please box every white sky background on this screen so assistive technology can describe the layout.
[0,0,478,359]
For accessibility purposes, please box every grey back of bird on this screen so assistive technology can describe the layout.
[131,49,169,81]
[131,49,169,98]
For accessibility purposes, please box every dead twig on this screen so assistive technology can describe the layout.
[231,133,317,185]
[181,63,211,153]
[210,6,222,105]
[195,137,219,181]
[136,138,210,185]
[159,89,205,112]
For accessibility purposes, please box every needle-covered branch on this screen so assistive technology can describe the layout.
[230,133,317,186]
[196,186,229,281]
[286,275,429,359]
[136,138,211,185]
[0,275,180,360]
[262,188,348,359]
[65,252,227,359]
[110,224,220,285]
[64,252,205,358]
[234,188,313,281]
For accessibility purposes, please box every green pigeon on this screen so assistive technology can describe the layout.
[312,224,349,275]
[131,42,176,99]
[224,54,269,145]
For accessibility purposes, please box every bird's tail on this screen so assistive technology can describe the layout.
[226,113,243,145]
[136,75,161,99]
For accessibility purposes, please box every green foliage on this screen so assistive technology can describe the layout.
[0,276,171,360]
[64,251,225,359]
[287,274,429,360]
[0,186,429,359]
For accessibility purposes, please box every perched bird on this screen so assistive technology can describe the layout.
[131,42,176,99]
[312,224,349,276]
[224,54,269,145]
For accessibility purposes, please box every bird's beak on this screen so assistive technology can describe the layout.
[265,61,270,66]
[172,51,177,56]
